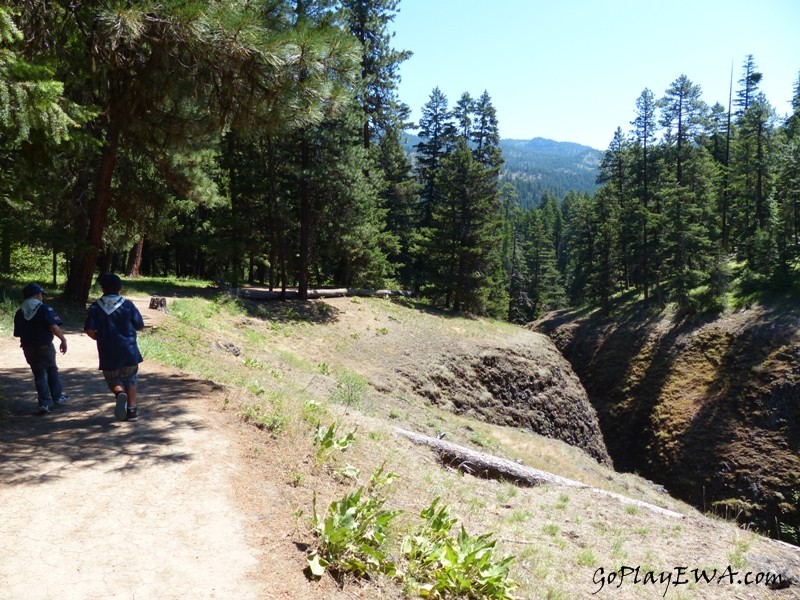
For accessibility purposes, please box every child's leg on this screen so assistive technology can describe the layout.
[47,363,63,403]
[30,361,52,408]
[125,386,137,407]
[104,366,139,420]
[38,344,61,403]
[103,370,129,420]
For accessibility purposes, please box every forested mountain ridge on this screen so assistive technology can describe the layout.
[402,133,602,208]
[499,138,601,208]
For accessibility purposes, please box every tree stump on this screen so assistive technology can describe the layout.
[149,296,168,311]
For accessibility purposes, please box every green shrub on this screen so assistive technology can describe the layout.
[307,467,401,579]
[240,401,288,434]
[402,498,517,599]
[313,422,356,465]
[332,370,367,409]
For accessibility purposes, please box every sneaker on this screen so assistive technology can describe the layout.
[126,406,139,422]
[54,394,69,406]
[115,392,128,421]
[37,405,52,416]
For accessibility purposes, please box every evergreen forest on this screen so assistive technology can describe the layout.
[2,2,800,321]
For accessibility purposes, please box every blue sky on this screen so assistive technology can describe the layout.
[390,0,800,150]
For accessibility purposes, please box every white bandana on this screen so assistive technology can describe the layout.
[21,298,43,321]
[97,294,125,315]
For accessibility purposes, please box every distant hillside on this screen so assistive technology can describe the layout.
[402,134,602,210]
[500,138,602,208]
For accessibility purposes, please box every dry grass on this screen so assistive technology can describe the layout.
[138,293,799,599]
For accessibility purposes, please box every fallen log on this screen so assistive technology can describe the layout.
[394,427,685,519]
[237,287,412,301]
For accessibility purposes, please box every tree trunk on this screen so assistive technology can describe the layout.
[98,251,113,276]
[268,249,275,291]
[299,138,311,301]
[63,126,119,304]
[127,237,144,278]
[0,222,10,274]
[52,246,58,287]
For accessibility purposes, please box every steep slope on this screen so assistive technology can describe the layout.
[535,303,800,543]
[398,330,611,464]
[268,297,610,463]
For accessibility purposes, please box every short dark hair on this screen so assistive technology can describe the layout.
[22,283,44,298]
[98,273,122,294]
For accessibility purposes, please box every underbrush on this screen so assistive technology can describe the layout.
[0,293,16,334]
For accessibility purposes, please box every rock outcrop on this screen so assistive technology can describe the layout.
[535,304,800,543]
[400,330,612,465]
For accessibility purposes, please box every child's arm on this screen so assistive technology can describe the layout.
[50,324,68,354]
[131,304,145,331]
[84,304,97,340]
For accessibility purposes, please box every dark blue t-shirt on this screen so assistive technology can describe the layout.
[84,296,145,371]
[13,302,62,348]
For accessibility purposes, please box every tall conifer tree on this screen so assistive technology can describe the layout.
[631,89,658,298]
[423,138,502,314]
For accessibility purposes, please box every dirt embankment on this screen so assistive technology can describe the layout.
[399,331,612,465]
[535,303,800,541]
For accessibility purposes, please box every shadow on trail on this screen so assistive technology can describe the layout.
[0,366,209,486]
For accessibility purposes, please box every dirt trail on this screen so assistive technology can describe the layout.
[0,299,268,600]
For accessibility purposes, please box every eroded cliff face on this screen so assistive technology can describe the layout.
[535,304,800,541]
[400,331,612,465]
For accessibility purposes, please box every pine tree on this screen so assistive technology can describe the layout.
[0,6,86,274]
[416,88,456,223]
[659,75,708,186]
[499,183,521,280]
[658,75,713,308]
[660,147,720,310]
[597,128,637,290]
[340,0,411,150]
[470,91,503,171]
[376,123,419,287]
[774,137,800,280]
[735,54,763,117]
[423,138,503,314]
[589,187,619,310]
[707,101,733,249]
[539,192,567,276]
[340,0,414,287]
[453,92,474,139]
[517,206,566,320]
[413,87,456,292]
[314,114,395,288]
[730,86,778,270]
[563,192,595,304]
[6,0,357,303]
[630,89,658,299]
[774,73,800,278]
[787,71,800,140]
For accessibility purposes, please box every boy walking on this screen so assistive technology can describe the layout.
[13,283,69,415]
[84,273,145,422]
